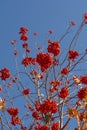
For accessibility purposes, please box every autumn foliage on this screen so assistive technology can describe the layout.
[0,13,87,130]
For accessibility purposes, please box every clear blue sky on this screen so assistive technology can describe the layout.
[0,0,87,69]
[0,0,87,129]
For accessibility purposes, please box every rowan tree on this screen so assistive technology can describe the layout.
[0,13,87,130]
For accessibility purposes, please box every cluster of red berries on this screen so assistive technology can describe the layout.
[80,75,87,85]
[34,122,59,130]
[58,87,69,99]
[61,67,69,75]
[49,80,60,92]
[36,99,58,114]
[7,107,21,126]
[47,40,60,56]
[19,27,28,41]
[22,56,36,67]
[78,87,87,101]
[22,42,30,53]
[36,52,52,72]
[68,50,79,61]
[0,68,10,80]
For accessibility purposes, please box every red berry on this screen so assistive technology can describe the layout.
[84,13,87,19]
